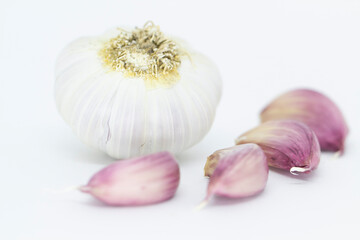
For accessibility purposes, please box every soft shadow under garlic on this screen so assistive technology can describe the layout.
[175,151,200,166]
[53,128,115,165]
[212,190,267,206]
[80,198,173,209]
[196,190,267,209]
[69,146,114,165]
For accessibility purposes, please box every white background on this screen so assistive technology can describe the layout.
[1,0,360,239]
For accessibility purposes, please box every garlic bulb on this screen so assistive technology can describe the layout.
[55,22,222,159]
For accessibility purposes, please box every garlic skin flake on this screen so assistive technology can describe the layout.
[235,120,321,174]
[80,152,180,206]
[204,145,242,177]
[55,23,222,159]
[205,144,268,200]
[260,89,348,152]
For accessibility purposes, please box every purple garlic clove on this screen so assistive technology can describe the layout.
[235,120,321,174]
[80,152,180,206]
[260,89,348,153]
[204,144,268,202]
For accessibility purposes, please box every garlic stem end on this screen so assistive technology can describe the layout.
[290,167,311,175]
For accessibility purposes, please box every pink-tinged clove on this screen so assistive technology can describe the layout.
[235,120,321,174]
[260,89,348,153]
[80,152,180,206]
[203,144,268,203]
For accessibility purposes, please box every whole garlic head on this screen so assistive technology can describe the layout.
[55,22,222,159]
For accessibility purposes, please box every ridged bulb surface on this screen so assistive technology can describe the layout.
[55,27,222,159]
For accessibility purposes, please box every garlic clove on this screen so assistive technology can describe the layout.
[235,120,320,174]
[80,152,180,206]
[205,144,268,201]
[260,89,348,152]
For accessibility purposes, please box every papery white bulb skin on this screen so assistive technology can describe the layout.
[55,22,222,159]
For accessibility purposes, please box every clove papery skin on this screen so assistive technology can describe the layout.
[204,146,243,177]
[260,89,348,152]
[80,152,180,206]
[235,120,321,174]
[205,144,268,200]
